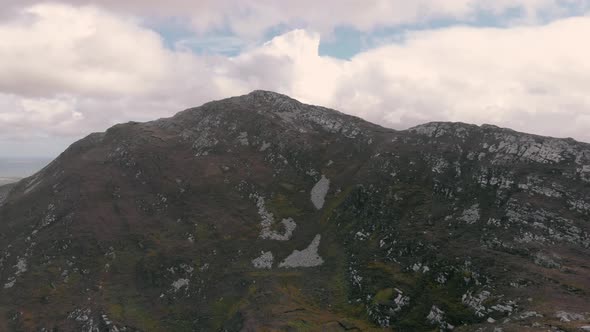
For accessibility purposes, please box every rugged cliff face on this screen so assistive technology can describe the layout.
[0,91,589,331]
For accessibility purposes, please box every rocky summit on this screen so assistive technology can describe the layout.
[0,91,589,332]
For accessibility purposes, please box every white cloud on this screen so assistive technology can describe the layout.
[334,17,590,138]
[0,94,83,138]
[209,17,590,143]
[0,4,171,97]
[2,1,589,37]
[0,3,590,157]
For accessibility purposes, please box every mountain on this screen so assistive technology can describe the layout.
[0,90,589,331]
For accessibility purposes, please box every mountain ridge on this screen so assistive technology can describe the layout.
[40,90,589,170]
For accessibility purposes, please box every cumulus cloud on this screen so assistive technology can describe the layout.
[334,22,586,131]
[0,2,590,157]
[0,4,175,97]
[220,21,590,142]
[0,94,84,138]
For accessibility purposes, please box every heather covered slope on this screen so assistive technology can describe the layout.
[0,91,589,331]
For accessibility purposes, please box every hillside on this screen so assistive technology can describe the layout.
[0,91,589,331]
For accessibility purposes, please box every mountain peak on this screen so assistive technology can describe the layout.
[247,89,292,99]
[243,89,305,113]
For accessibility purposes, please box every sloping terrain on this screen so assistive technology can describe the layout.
[0,91,589,331]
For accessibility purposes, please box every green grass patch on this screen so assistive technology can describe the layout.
[373,288,394,305]
[268,193,303,219]
[320,186,354,224]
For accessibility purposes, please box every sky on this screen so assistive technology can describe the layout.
[0,0,590,157]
